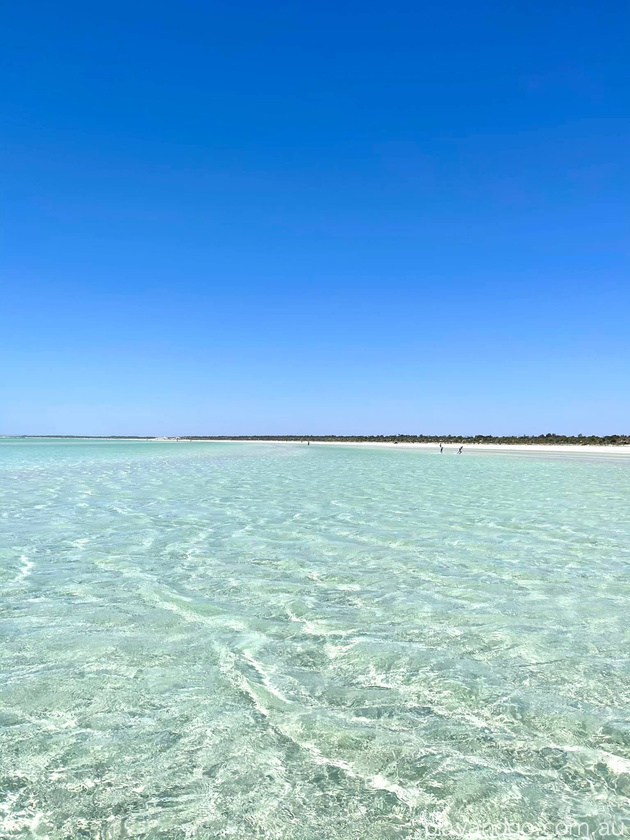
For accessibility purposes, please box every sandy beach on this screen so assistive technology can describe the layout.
[15,437,629,457]
[180,439,630,456]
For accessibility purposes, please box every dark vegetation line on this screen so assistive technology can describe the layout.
[11,434,630,445]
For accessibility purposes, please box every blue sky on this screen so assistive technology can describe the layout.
[2,1,628,435]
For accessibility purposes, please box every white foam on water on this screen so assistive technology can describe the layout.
[14,555,34,582]
[241,649,293,706]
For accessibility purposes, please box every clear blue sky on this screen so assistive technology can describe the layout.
[2,1,628,435]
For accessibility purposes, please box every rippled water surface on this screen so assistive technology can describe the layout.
[1,439,630,839]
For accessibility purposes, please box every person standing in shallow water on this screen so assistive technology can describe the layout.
[439,443,443,453]
[458,445,463,454]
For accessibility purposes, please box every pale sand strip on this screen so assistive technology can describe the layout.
[60,437,630,457]
[9,439,630,456]
[185,440,630,456]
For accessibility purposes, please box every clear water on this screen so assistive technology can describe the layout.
[1,439,629,839]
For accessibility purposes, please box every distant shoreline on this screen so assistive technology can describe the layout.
[186,439,630,456]
[3,435,630,456]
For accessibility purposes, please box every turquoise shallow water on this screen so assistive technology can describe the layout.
[1,439,629,839]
